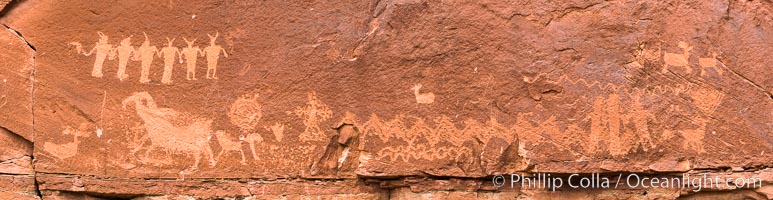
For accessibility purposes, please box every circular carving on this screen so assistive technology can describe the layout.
[228,94,262,131]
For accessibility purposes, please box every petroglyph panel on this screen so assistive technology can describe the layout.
[1,0,771,198]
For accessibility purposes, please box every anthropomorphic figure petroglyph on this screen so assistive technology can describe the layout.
[114,36,135,81]
[214,130,247,164]
[121,92,217,173]
[181,37,204,80]
[698,52,724,76]
[78,32,113,78]
[203,32,228,79]
[662,41,693,74]
[410,83,435,104]
[228,94,262,132]
[159,38,181,84]
[294,92,332,142]
[135,33,159,84]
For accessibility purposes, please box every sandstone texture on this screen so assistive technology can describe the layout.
[0,0,771,199]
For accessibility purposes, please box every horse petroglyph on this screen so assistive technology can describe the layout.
[71,32,229,84]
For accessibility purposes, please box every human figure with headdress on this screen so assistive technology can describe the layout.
[135,32,159,84]
[159,37,181,84]
[80,32,113,78]
[114,35,135,81]
[180,37,203,80]
[203,32,228,79]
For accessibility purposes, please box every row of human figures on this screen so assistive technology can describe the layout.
[69,32,229,84]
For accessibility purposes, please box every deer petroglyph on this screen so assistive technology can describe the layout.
[698,52,725,77]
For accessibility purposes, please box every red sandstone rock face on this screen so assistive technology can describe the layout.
[0,0,771,199]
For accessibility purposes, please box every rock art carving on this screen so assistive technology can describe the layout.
[698,52,724,76]
[69,32,113,78]
[410,83,435,104]
[228,94,262,132]
[215,130,247,164]
[181,37,204,80]
[264,123,285,142]
[121,92,217,173]
[70,32,228,84]
[589,94,629,156]
[159,38,181,84]
[226,93,265,161]
[203,32,228,79]
[678,86,724,153]
[136,32,159,84]
[524,72,725,156]
[240,133,264,161]
[361,114,513,163]
[114,36,135,81]
[293,92,332,142]
[0,79,6,109]
[42,124,91,160]
[662,41,693,74]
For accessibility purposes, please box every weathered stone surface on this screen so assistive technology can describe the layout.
[0,22,34,141]
[0,0,771,198]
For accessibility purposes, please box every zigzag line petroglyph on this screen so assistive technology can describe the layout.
[526,73,692,96]
[378,145,473,162]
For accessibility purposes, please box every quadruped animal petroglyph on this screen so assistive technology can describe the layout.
[662,41,693,74]
[121,92,218,173]
[120,92,271,172]
[659,41,726,78]
[70,32,230,84]
[42,124,92,161]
